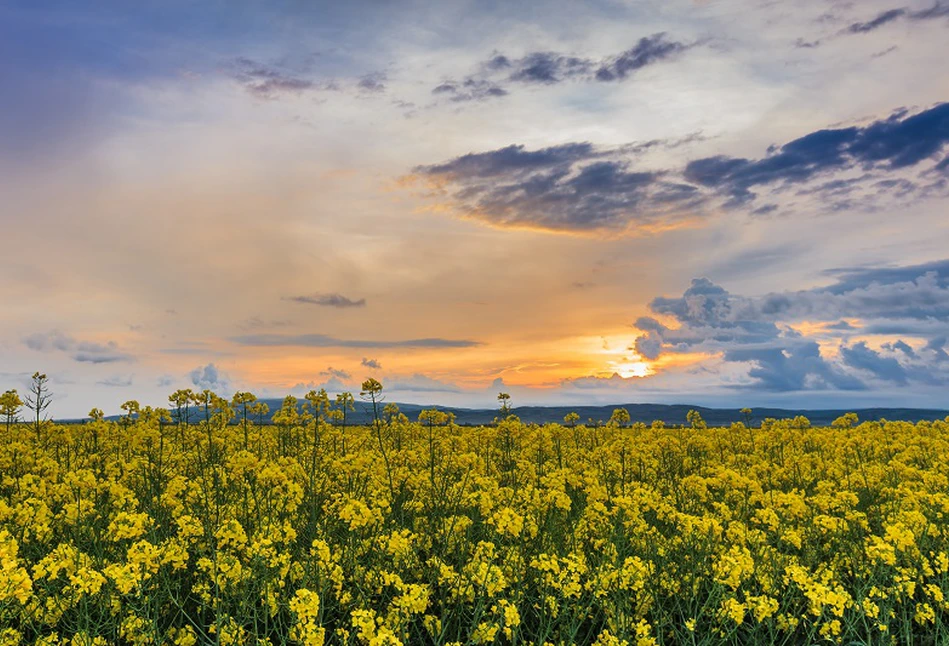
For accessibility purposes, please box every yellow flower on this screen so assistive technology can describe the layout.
[290,589,325,646]
[819,620,841,638]
[339,498,378,530]
[490,507,524,537]
[107,511,152,542]
[0,531,32,604]
[721,598,745,625]
[713,545,754,590]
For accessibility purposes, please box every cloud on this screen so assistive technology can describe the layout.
[926,337,949,362]
[240,317,292,330]
[73,352,128,365]
[414,142,703,234]
[97,375,134,388]
[805,4,948,47]
[635,259,949,392]
[24,331,75,353]
[413,103,949,234]
[725,343,866,392]
[361,357,382,369]
[843,3,949,34]
[23,331,133,364]
[884,339,917,358]
[594,33,690,82]
[911,2,949,20]
[826,320,857,331]
[507,52,593,84]
[839,341,909,384]
[190,363,230,393]
[285,293,366,308]
[320,366,352,380]
[684,103,949,203]
[431,33,691,101]
[501,33,690,85]
[231,58,331,99]
[230,334,481,349]
[358,71,387,92]
[845,8,907,34]
[288,376,352,396]
[431,78,508,103]
[387,374,463,393]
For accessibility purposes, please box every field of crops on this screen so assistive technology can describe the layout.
[2,389,949,645]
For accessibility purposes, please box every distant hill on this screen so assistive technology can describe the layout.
[72,399,949,427]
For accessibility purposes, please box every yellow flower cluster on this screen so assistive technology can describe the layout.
[1,406,949,643]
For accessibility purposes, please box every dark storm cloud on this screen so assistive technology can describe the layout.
[230,334,481,349]
[285,293,367,308]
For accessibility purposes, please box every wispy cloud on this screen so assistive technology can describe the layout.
[320,366,352,380]
[284,293,366,308]
[98,375,134,388]
[23,331,133,364]
[432,33,692,102]
[432,78,508,103]
[804,3,949,46]
[230,57,334,99]
[845,8,907,34]
[387,373,462,393]
[357,71,387,92]
[594,34,691,82]
[230,333,481,349]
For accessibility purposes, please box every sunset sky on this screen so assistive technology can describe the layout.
[2,0,949,417]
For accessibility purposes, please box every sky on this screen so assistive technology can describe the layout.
[2,0,949,417]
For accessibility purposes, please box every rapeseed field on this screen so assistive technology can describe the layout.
[2,385,948,645]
